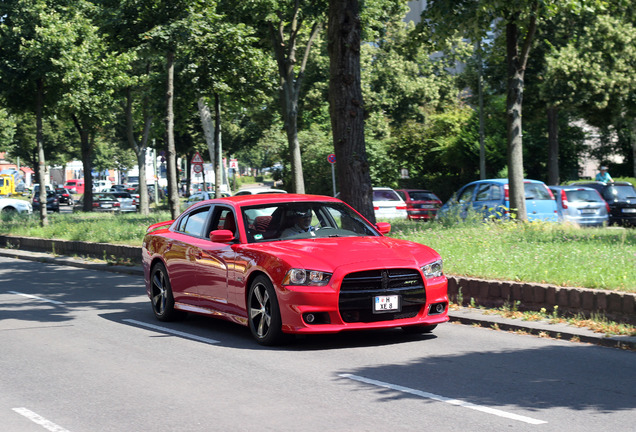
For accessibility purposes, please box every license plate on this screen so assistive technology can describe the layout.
[622,208,636,213]
[101,204,112,208]
[373,295,400,313]
[580,209,596,214]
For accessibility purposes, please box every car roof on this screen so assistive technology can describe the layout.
[572,181,634,187]
[549,185,600,191]
[396,188,434,192]
[186,193,341,210]
[234,188,287,194]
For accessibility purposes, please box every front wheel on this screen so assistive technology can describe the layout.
[247,275,289,345]
[149,262,185,322]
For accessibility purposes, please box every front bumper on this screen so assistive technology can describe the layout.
[276,271,449,334]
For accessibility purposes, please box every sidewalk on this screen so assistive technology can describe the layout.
[1,247,634,350]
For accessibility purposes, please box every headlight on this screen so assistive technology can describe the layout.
[283,269,332,286]
[422,259,443,279]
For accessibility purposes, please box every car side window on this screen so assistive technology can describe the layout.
[177,206,211,236]
[475,184,492,201]
[458,185,475,203]
[208,207,237,238]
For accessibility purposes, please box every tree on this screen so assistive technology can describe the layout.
[222,0,326,194]
[543,12,636,177]
[54,1,131,212]
[327,0,374,221]
[421,0,585,221]
[0,0,91,225]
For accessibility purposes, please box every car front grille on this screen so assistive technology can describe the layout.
[338,268,426,323]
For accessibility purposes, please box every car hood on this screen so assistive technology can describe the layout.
[246,236,440,271]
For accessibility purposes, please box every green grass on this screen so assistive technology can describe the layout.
[2,211,635,293]
[389,219,635,292]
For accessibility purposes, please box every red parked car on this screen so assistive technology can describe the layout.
[395,189,443,221]
[142,194,448,345]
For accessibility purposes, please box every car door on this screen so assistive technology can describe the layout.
[472,183,504,219]
[165,205,213,306]
[457,184,477,219]
[192,205,238,314]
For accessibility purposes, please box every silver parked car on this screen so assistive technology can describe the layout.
[110,192,137,212]
[548,185,609,227]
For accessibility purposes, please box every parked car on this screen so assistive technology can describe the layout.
[109,184,128,193]
[570,181,636,226]
[54,187,73,206]
[372,187,408,220]
[233,187,287,196]
[63,179,85,195]
[395,189,442,221]
[142,194,449,345]
[74,193,121,212]
[438,179,558,222]
[548,185,609,227]
[186,191,231,205]
[0,197,32,215]
[110,191,137,212]
[32,190,60,212]
[93,180,113,192]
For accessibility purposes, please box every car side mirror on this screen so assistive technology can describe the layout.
[375,222,391,235]
[210,229,235,243]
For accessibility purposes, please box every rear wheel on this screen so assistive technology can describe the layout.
[248,275,289,345]
[150,262,184,321]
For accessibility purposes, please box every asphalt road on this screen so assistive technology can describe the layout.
[1,256,635,432]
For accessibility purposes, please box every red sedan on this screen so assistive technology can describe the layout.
[396,189,443,221]
[142,194,448,345]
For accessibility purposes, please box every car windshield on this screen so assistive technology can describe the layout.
[373,190,401,201]
[565,189,602,203]
[94,193,115,201]
[605,185,636,200]
[524,183,552,200]
[241,201,379,243]
[408,191,439,201]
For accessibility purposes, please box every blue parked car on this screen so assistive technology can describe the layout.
[438,179,558,222]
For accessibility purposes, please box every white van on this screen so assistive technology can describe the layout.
[93,180,113,192]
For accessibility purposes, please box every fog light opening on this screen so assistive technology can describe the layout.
[303,312,331,325]
[429,302,446,315]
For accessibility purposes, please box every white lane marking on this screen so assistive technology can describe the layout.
[12,407,71,432]
[123,319,220,344]
[8,291,65,305]
[340,374,547,425]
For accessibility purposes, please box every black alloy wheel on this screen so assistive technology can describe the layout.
[247,275,288,345]
[150,262,184,322]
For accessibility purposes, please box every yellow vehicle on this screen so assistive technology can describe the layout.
[0,174,16,196]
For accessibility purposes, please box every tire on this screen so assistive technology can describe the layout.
[401,324,437,334]
[247,275,288,345]
[149,262,184,322]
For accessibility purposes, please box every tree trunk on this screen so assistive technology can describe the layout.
[198,97,215,167]
[214,93,223,198]
[631,117,636,178]
[71,114,94,213]
[328,0,374,222]
[35,79,48,227]
[282,86,305,194]
[165,51,180,219]
[477,40,486,180]
[125,87,151,215]
[547,106,559,185]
